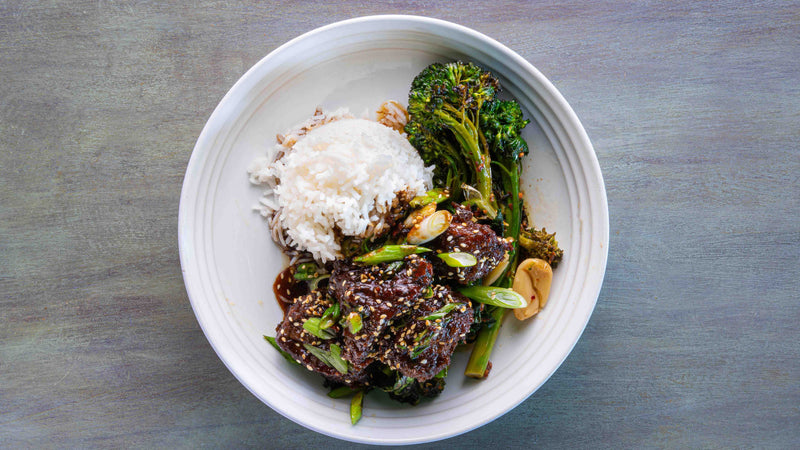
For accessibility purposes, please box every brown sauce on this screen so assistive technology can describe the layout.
[272,265,308,316]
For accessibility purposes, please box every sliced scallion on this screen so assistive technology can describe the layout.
[263,336,299,366]
[406,210,452,245]
[437,252,477,267]
[457,286,527,309]
[353,244,431,265]
[319,302,341,329]
[327,386,356,398]
[303,318,336,340]
[350,390,365,425]
[303,343,349,374]
[420,302,461,321]
[344,311,363,334]
[409,188,450,208]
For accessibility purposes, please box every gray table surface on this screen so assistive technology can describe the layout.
[2,1,798,448]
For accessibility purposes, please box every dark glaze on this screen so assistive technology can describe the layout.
[329,255,434,370]
[429,204,512,284]
[272,265,308,316]
[274,290,372,387]
[377,285,473,380]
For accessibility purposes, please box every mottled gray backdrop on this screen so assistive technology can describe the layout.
[1,1,798,448]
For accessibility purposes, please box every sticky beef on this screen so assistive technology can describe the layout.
[377,285,473,381]
[430,204,512,284]
[329,254,434,368]
[275,290,370,386]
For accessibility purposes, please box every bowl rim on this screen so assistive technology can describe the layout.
[179,14,609,445]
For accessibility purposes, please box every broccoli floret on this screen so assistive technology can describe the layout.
[481,99,530,266]
[406,61,534,381]
[519,227,564,268]
[405,61,500,217]
[481,99,530,163]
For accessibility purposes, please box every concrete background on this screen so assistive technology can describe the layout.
[1,1,798,447]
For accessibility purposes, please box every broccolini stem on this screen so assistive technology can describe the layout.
[350,390,365,425]
[434,110,497,218]
[465,161,523,379]
[507,160,522,265]
[465,306,506,378]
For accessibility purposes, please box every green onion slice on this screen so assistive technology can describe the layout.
[457,286,528,309]
[303,343,349,374]
[353,244,431,265]
[344,312,363,334]
[293,262,330,290]
[437,252,477,267]
[409,188,450,208]
[350,390,365,425]
[327,386,356,398]
[263,336,299,366]
[303,318,336,340]
[420,302,461,321]
[293,262,321,280]
[319,302,341,329]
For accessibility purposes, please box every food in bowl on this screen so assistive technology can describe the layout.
[248,108,432,263]
[248,61,564,424]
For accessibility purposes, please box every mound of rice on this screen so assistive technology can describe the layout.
[248,114,432,262]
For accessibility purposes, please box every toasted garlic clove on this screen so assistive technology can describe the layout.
[407,210,452,244]
[403,202,436,229]
[513,258,553,320]
[482,252,510,286]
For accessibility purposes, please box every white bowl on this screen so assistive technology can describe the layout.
[179,15,608,445]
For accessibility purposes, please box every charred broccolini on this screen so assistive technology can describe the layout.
[406,61,568,380]
[406,61,529,221]
[519,227,564,268]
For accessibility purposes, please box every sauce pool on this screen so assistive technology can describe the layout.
[272,265,308,316]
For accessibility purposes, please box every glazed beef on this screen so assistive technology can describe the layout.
[329,254,434,368]
[275,290,370,386]
[377,285,473,381]
[430,204,512,284]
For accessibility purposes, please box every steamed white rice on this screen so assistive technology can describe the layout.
[248,113,432,262]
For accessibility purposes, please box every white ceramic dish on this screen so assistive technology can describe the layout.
[179,15,608,445]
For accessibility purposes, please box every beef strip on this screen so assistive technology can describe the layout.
[275,290,371,386]
[329,254,434,368]
[430,204,512,284]
[377,285,473,381]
